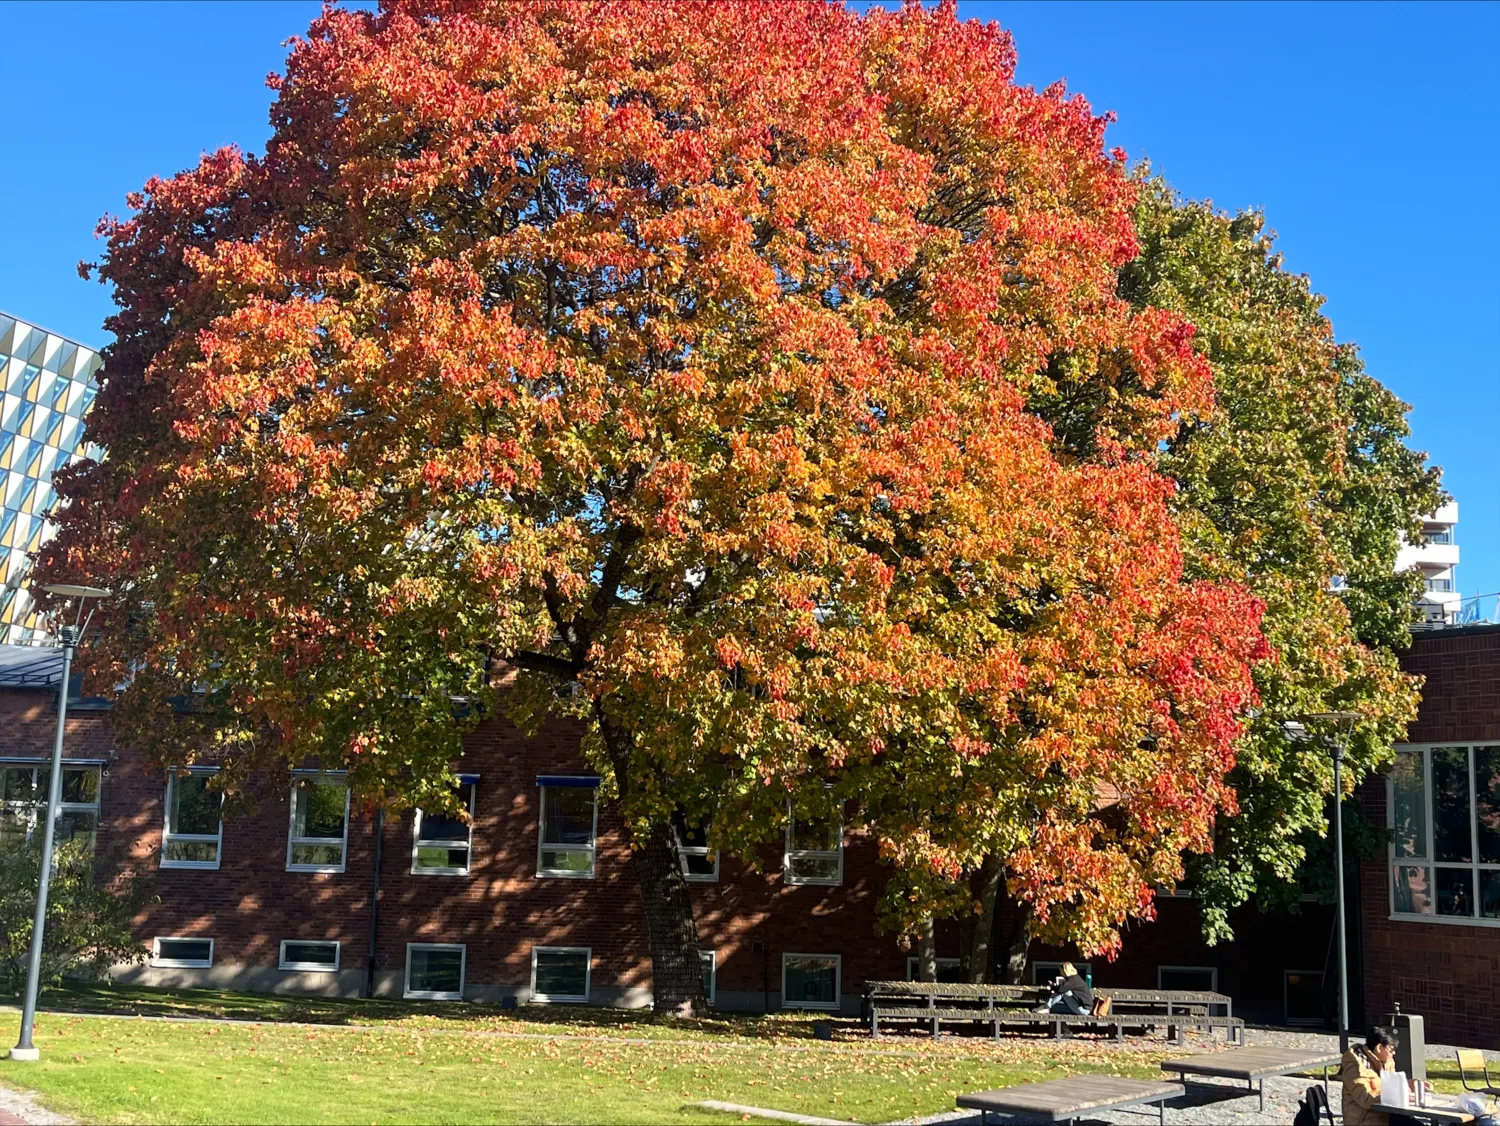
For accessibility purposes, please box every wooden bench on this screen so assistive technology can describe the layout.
[869,1004,1242,1043]
[957,1076,1185,1125]
[1161,1047,1342,1111]
[863,981,1242,1042]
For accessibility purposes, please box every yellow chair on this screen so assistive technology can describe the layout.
[1456,1049,1500,1097]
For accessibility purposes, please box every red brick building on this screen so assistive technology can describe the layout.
[7,629,1491,1041]
[1360,623,1500,1046]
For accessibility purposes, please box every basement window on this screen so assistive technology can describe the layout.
[531,946,591,1003]
[279,940,340,972]
[152,937,214,968]
[405,943,465,1000]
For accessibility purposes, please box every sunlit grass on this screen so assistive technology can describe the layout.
[0,985,1173,1125]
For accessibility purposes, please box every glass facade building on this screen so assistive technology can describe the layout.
[0,312,102,644]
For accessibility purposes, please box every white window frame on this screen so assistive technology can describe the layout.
[411,781,476,876]
[535,780,599,879]
[1032,961,1093,986]
[905,956,962,981]
[1388,744,1500,929]
[278,939,341,973]
[674,818,719,883]
[530,945,592,1004]
[286,772,350,874]
[0,760,102,850]
[161,767,224,870]
[783,807,843,887]
[700,949,717,1007]
[1157,965,1218,992]
[781,952,841,1011]
[404,943,466,1000]
[151,936,214,968]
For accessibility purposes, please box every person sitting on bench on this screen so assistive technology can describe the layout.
[1035,962,1094,1015]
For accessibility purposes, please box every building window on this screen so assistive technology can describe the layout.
[412,779,476,876]
[1032,961,1092,986]
[404,944,465,1000]
[1285,970,1325,1025]
[286,774,349,872]
[1423,529,1453,545]
[700,950,716,1007]
[0,762,100,852]
[1425,578,1454,593]
[1158,966,1217,992]
[673,810,718,882]
[782,954,840,1010]
[784,810,842,886]
[531,946,591,1003]
[1389,745,1500,924]
[152,937,214,968]
[905,957,964,983]
[279,940,340,972]
[162,769,223,869]
[536,777,598,878]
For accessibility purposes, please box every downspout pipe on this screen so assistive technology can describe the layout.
[364,808,385,998]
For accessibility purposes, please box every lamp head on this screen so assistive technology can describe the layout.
[40,584,112,600]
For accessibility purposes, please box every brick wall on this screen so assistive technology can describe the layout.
[2,678,1366,1022]
[2,689,912,1011]
[1360,625,1500,1047]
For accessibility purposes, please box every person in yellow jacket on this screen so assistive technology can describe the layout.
[1341,1027,1421,1126]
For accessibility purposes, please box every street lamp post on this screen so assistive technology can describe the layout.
[1307,710,1363,1055]
[9,584,110,1063]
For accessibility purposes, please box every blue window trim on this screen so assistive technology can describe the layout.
[537,775,600,789]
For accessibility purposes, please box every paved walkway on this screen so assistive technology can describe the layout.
[0,1082,70,1126]
[889,1028,1496,1126]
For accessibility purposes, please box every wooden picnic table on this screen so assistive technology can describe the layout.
[1161,1046,1342,1111]
[1392,1097,1478,1124]
[957,1076,1185,1125]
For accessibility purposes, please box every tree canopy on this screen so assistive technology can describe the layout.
[43,0,1309,1006]
[1120,180,1441,939]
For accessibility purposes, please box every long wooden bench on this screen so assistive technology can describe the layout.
[869,1004,1243,1042]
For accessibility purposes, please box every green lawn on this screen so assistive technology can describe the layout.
[0,985,1167,1124]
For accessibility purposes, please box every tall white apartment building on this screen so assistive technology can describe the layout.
[1397,501,1460,627]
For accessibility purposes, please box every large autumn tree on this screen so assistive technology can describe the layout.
[43,0,1269,1011]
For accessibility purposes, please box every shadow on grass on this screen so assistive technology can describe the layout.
[5,980,851,1042]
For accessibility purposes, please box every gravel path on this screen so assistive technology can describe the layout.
[882,1028,1499,1126]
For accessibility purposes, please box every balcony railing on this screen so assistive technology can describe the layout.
[1425,578,1454,592]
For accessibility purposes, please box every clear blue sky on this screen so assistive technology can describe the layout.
[2,1,1496,600]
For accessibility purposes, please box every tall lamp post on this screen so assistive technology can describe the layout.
[1304,710,1364,1054]
[9,583,110,1063]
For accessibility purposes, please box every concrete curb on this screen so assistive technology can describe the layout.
[694,1100,854,1125]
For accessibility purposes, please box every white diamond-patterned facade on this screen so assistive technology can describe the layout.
[0,312,102,645]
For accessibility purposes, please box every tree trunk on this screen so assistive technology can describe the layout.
[598,704,706,1016]
[1002,900,1033,986]
[632,818,708,1016]
[916,916,937,982]
[967,854,1003,984]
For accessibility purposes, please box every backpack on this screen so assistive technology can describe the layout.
[1293,1084,1333,1126]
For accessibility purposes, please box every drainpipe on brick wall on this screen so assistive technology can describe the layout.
[761,919,771,1015]
[364,807,385,998]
